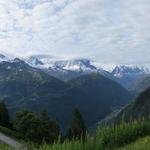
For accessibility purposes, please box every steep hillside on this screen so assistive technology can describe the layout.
[0,60,131,131]
[0,58,69,106]
[0,59,85,130]
[117,136,150,150]
[129,75,150,94]
[68,74,131,122]
[113,87,150,123]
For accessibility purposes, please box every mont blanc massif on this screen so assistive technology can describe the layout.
[0,53,149,131]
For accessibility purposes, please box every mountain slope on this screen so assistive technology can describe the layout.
[67,73,131,123]
[0,59,88,130]
[0,58,68,99]
[0,60,131,131]
[129,75,150,94]
[113,87,150,123]
[117,136,150,150]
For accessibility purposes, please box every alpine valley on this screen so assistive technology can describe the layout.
[0,54,149,131]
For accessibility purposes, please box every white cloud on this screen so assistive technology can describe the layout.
[0,0,150,64]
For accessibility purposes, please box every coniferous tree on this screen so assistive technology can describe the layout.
[13,109,40,140]
[67,108,86,139]
[0,101,10,127]
[13,109,60,143]
[39,109,60,143]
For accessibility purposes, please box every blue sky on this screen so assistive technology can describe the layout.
[0,0,150,65]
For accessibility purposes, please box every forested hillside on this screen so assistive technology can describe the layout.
[0,60,131,131]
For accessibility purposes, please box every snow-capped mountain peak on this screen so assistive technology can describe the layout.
[27,56,44,66]
[0,54,6,59]
[0,53,149,89]
[26,55,98,72]
[0,54,9,62]
[26,54,59,68]
[53,59,97,72]
[112,65,149,78]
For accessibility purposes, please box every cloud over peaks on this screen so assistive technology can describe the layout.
[0,0,149,64]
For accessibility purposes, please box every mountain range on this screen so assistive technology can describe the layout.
[0,54,149,90]
[0,53,149,131]
[25,55,150,91]
[0,54,133,131]
[26,55,114,81]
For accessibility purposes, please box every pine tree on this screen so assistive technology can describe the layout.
[13,109,60,143]
[13,109,40,140]
[0,101,10,127]
[39,109,60,143]
[67,108,86,139]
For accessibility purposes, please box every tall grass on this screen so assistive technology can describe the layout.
[2,119,150,150]
[0,143,16,150]
[96,119,150,149]
[40,119,150,150]
[118,136,150,150]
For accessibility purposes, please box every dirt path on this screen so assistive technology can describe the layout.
[0,132,22,148]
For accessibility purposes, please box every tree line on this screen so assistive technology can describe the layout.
[0,101,86,143]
